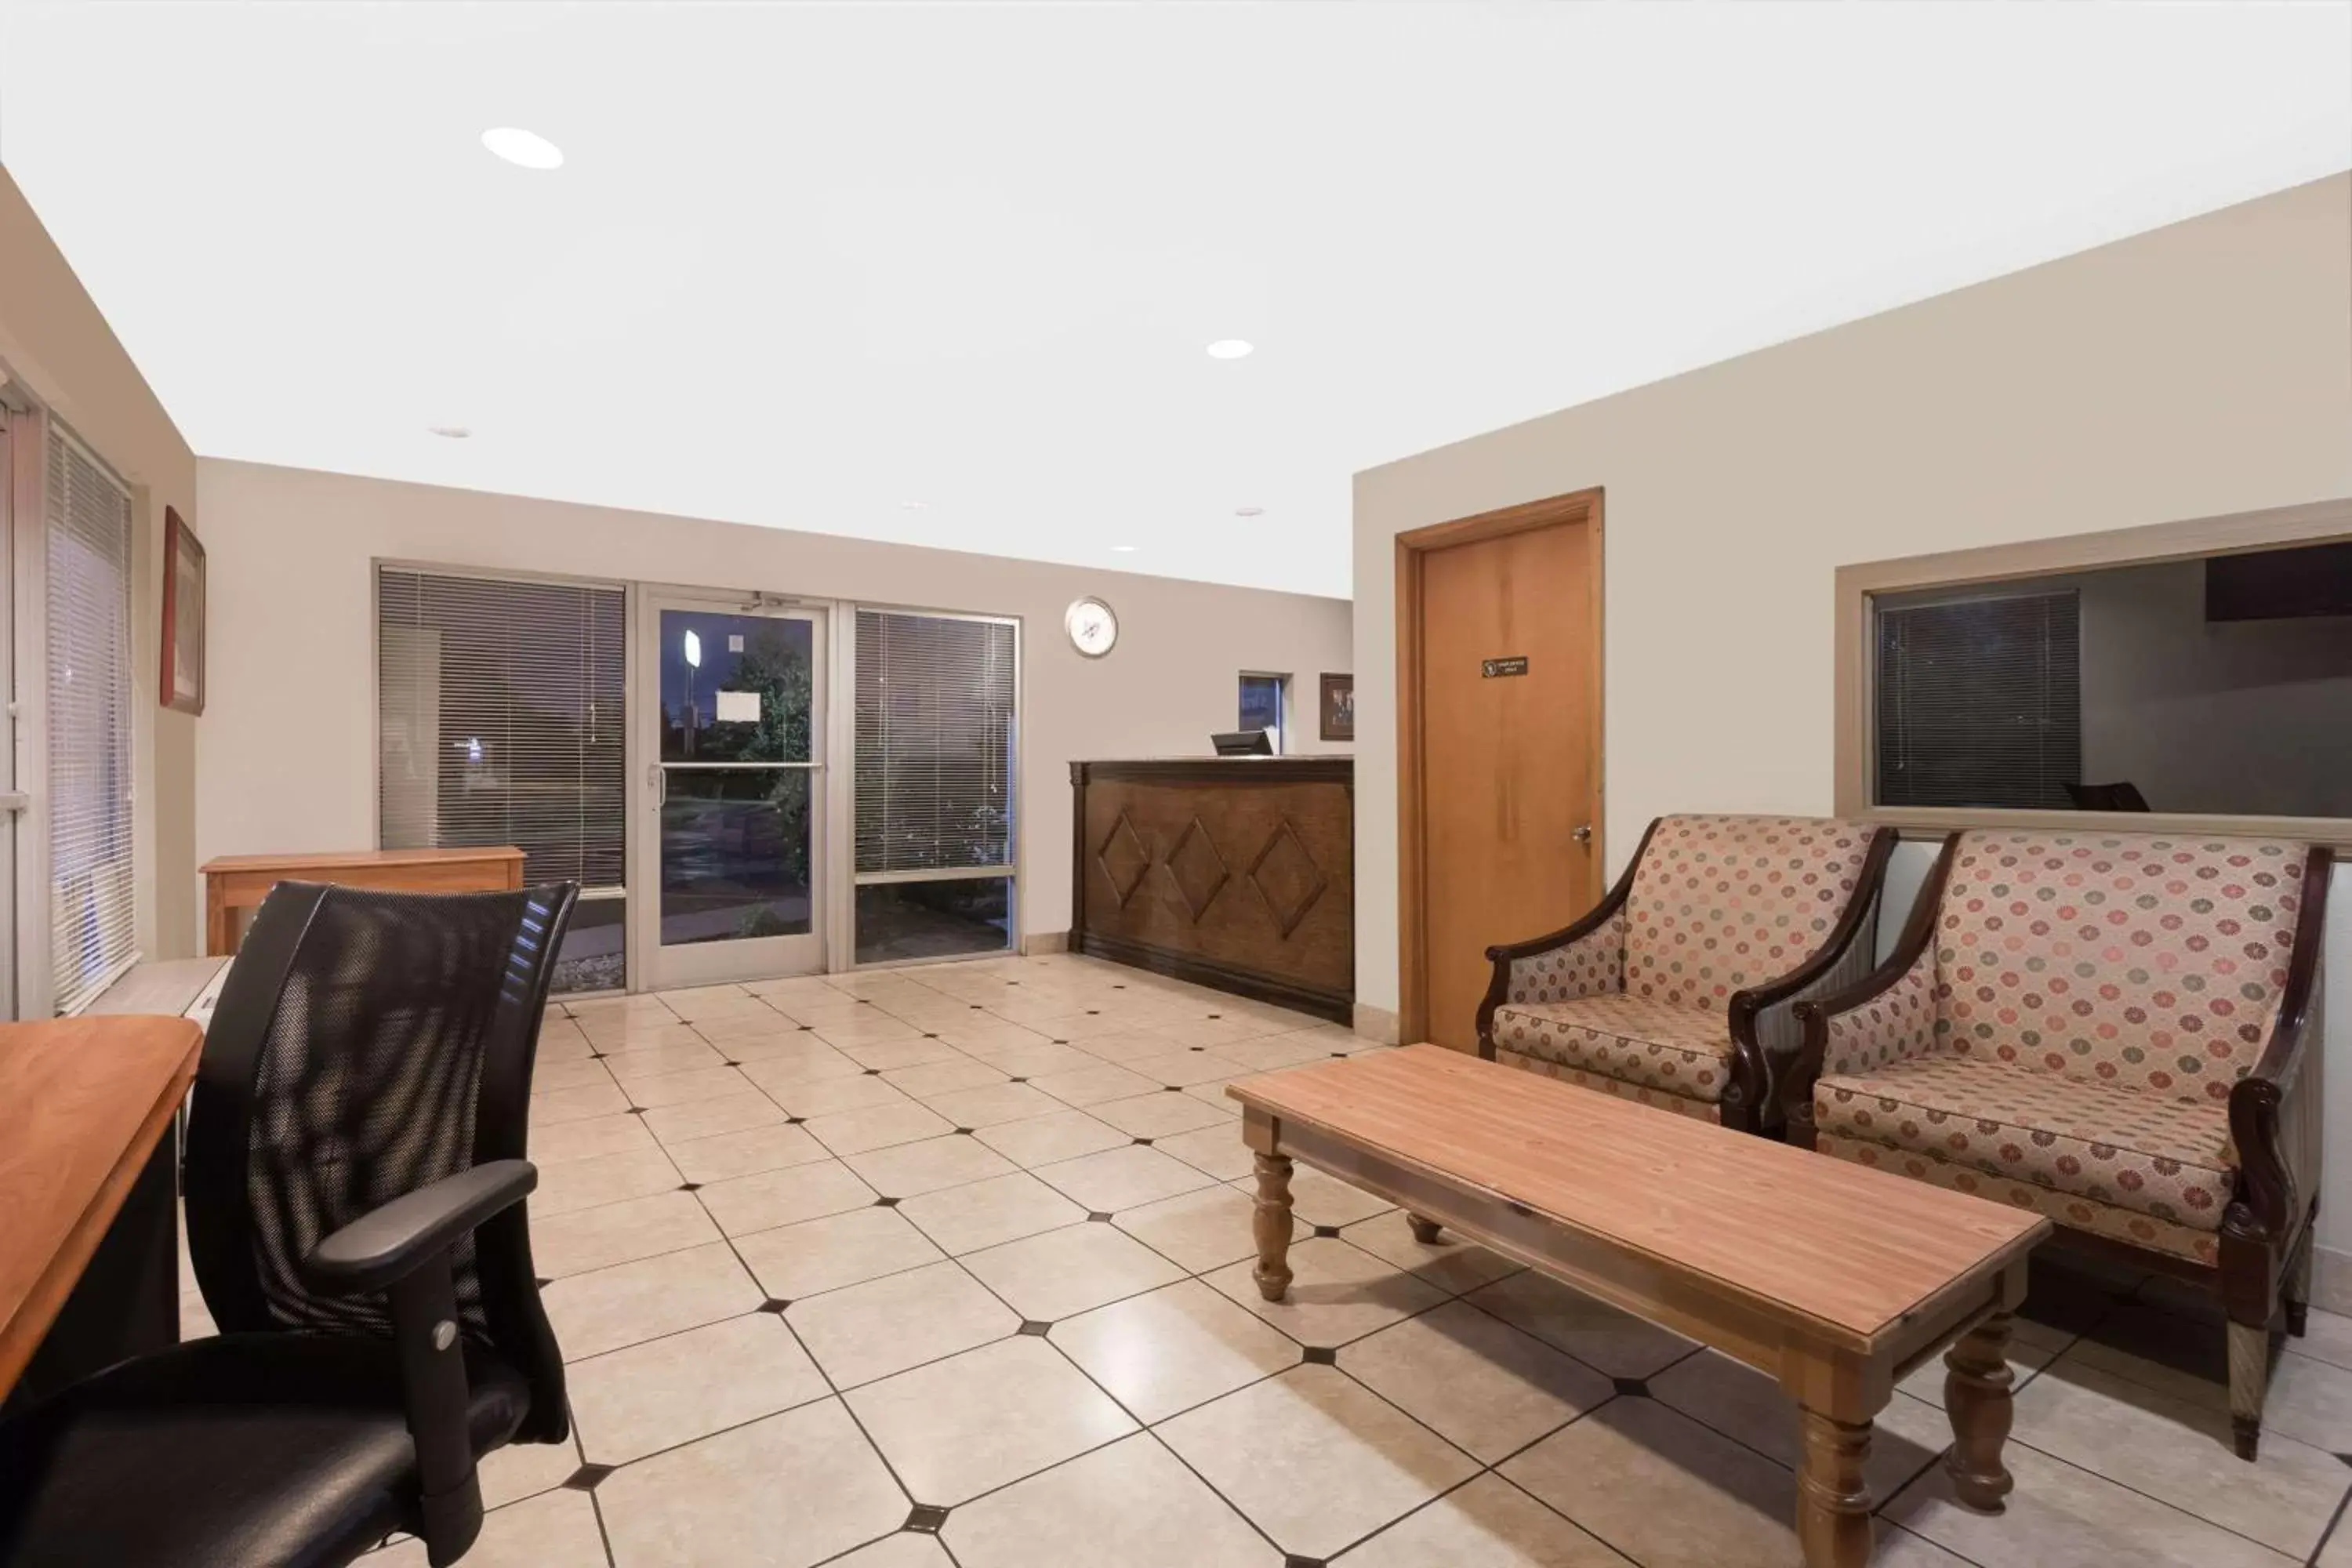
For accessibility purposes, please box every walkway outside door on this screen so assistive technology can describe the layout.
[636,593,827,988]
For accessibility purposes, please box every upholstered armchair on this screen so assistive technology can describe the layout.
[1785,829,2331,1461]
[1475,815,1895,1133]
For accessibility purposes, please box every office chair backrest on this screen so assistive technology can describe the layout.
[186,881,578,1441]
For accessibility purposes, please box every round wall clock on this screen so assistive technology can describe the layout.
[1065,596,1118,659]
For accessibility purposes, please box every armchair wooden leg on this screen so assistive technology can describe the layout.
[1406,1214,1443,1245]
[1251,1153,1294,1303]
[2228,1319,2270,1461]
[2285,1230,2314,1339]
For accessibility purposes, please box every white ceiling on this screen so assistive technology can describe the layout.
[3,3,2347,599]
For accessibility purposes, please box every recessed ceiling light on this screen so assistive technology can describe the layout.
[481,127,563,169]
[427,424,472,439]
[901,500,928,510]
[1111,545,1139,553]
[1205,339,1254,360]
[1233,506,1265,517]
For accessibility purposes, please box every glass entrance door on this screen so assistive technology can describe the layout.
[637,595,826,987]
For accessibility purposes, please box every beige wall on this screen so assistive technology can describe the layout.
[194,459,1352,946]
[1352,172,2352,1247]
[0,166,200,965]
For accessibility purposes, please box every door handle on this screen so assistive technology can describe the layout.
[1571,823,1593,845]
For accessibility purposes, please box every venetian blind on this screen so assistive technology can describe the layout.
[376,569,626,887]
[855,611,1016,874]
[1875,590,2082,811]
[46,427,140,1014]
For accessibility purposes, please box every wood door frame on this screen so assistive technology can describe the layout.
[1394,487,1604,1047]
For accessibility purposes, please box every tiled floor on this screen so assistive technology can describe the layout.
[176,953,2352,1566]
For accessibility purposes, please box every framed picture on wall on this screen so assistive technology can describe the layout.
[160,506,205,715]
[1319,673,1353,742]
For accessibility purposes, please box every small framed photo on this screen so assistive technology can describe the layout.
[160,506,205,715]
[1319,673,1354,742]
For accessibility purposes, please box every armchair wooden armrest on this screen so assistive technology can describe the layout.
[1782,833,1959,1147]
[2223,848,2333,1295]
[1473,820,1660,1060]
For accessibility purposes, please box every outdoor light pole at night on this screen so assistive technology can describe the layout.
[683,628,701,757]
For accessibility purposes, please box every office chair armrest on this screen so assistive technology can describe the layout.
[306,1160,539,1295]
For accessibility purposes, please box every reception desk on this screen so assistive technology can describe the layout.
[1069,757,1352,1023]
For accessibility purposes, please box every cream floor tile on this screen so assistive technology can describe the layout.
[1033,1144,1218,1212]
[581,1021,708,1054]
[532,1112,662,1167]
[961,1221,1185,1322]
[532,1057,621,1095]
[1341,1210,1522,1294]
[566,993,677,1020]
[717,1029,851,1065]
[601,1040,731,1083]
[1341,1301,1613,1464]
[1069,1029,1190,1062]
[826,1534,954,1568]
[1648,1348,1952,1503]
[535,1022,596,1063]
[2325,1519,2352,1566]
[663,1121,831,1185]
[1033,1062,1166,1106]
[2007,1356,2345,1555]
[966,1044,1105,1078]
[837,1038,970,1073]
[735,1040,866,1087]
[1088,1089,1233,1139]
[805,1100,956,1156]
[652,983,755,1006]
[1113,1183,1300,1275]
[1118,1049,1253,1087]
[846,1335,1136,1505]
[771,998,884,1028]
[734,1205,946,1300]
[541,1240,764,1359]
[897,1171,1087,1255]
[927,1022,1054,1054]
[1160,1363,1479,1559]
[1213,1033,1345,1073]
[533,1188,722,1278]
[620,1065,754,1109]
[786,1259,1020,1387]
[688,1009,806,1043]
[478,1430,583,1508]
[2292,1307,2352,1374]
[764,1072,913,1118]
[942,1432,1279,1568]
[1501,1395,1795,1568]
[1184,1078,1247,1116]
[597,1398,909,1568]
[882,1057,1007,1098]
[657,993,778,1027]
[1052,1278,1305,1423]
[844,1134,1018,1197]
[1150,1120,1255,1180]
[1885,1439,2299,1568]
[532,1146,684,1219]
[695,1157,878,1236]
[1202,1236,1448,1348]
[916,1080,1067,1129]
[1465,1270,1696,1379]
[568,1312,829,1465]
[2270,1345,2352,1454]
[367,1485,606,1568]
[641,1090,789,1145]
[1243,1166,1394,1228]
[973,1109,1131,1167]
[1334,1473,1622,1568]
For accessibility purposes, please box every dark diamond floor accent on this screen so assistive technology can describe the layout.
[1009,1076,1029,1083]
[787,1116,807,1125]
[724,1060,742,1067]
[1284,1557,1327,1568]
[679,1181,702,1192]
[863,1067,884,1076]
[1132,1138,1154,1146]
[857,998,874,1005]
[798,1024,815,1031]
[924,1033,940,1039]
[971,1004,985,1010]
[904,1504,950,1534]
[758,1298,790,1314]
[1016,1320,1053,1337]
[1330,1051,1348,1058]
[589,1051,607,1060]
[1207,1014,1221,1020]
[1614,1377,1650,1397]
[626,1106,647,1115]
[1312,1225,1341,1239]
[1301,1347,1337,1366]
[955,1127,976,1136]
[1087,1010,1101,1015]
[1163,1085,1183,1093]
[1190,1046,1207,1052]
[563,1464,615,1492]
[874,1196,902,1207]
[535,1276,552,1288]
[1087,1211,1114,1223]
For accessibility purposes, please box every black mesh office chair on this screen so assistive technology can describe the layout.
[0,880,579,1568]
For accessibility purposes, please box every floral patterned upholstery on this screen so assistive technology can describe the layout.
[1492,994,1735,1103]
[1500,1049,1720,1125]
[1505,906,1625,1007]
[1624,816,1879,1014]
[1820,942,1941,1077]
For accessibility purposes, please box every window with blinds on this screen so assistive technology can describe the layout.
[376,567,627,894]
[853,610,1017,962]
[46,428,139,1014]
[1875,589,2082,810]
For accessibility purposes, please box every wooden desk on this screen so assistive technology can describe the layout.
[201,846,526,956]
[0,1017,203,1402]
[1229,1046,2051,1568]
[1069,757,1352,1022]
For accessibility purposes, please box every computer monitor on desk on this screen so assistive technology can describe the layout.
[1211,729,1274,757]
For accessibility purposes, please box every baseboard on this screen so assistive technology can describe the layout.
[1019,931,1070,956]
[1352,1003,1400,1045]
[2313,1243,2352,1316]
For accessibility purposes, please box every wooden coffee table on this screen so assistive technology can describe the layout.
[1227,1045,2051,1568]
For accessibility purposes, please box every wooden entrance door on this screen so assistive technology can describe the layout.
[1399,492,1602,1051]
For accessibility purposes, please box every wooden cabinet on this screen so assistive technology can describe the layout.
[201,847,526,956]
[1069,758,1352,1022]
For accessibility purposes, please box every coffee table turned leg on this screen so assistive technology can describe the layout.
[1252,1152,1295,1301]
[1406,1213,1443,1244]
[1795,1408,1875,1568]
[1944,1311,2017,1511]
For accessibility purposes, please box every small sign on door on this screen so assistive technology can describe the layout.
[1482,656,1530,678]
